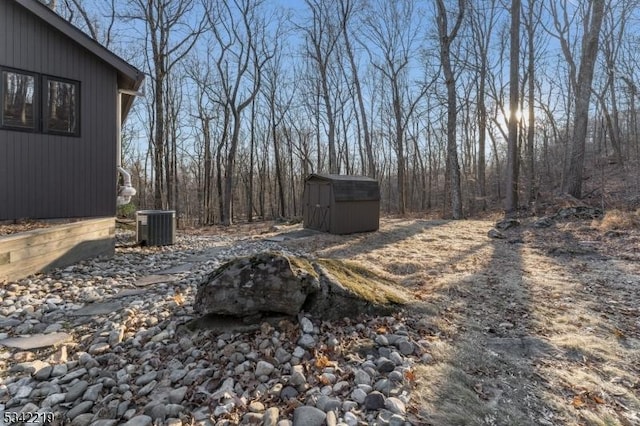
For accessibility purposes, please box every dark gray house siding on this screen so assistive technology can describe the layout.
[303,174,380,234]
[0,0,142,221]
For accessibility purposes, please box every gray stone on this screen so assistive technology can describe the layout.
[34,364,53,380]
[108,328,125,346]
[343,412,359,426]
[242,412,263,424]
[121,415,152,426]
[389,414,406,426]
[280,386,299,400]
[351,388,367,404]
[289,365,306,386]
[169,386,188,404]
[15,385,33,399]
[275,347,291,364]
[354,369,371,386]
[83,383,103,402]
[385,397,406,415]
[255,361,275,377]
[109,289,146,299]
[293,406,326,426]
[71,413,94,426]
[156,263,193,275]
[495,218,520,230]
[66,380,89,401]
[165,404,184,417]
[298,334,315,349]
[263,407,280,426]
[316,395,341,413]
[397,340,414,355]
[375,335,389,346]
[194,253,320,316]
[0,332,72,349]
[60,368,88,384]
[66,401,94,420]
[89,421,118,426]
[150,405,166,420]
[138,380,157,396]
[374,379,391,393]
[135,275,179,287]
[364,391,386,410]
[71,302,122,316]
[9,360,50,375]
[389,351,403,366]
[52,364,68,377]
[88,343,110,355]
[300,317,314,334]
[41,392,66,407]
[135,371,158,386]
[169,369,187,383]
[388,371,403,383]
[377,358,395,373]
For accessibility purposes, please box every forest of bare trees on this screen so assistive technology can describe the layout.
[49,0,640,225]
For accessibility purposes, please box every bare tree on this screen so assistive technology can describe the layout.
[299,0,342,174]
[505,0,520,214]
[205,0,276,225]
[338,0,375,178]
[126,0,205,209]
[551,0,606,198]
[435,0,465,219]
[363,0,428,214]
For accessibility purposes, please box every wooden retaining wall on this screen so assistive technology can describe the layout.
[0,217,115,283]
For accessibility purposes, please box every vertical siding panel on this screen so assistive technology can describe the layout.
[2,1,122,220]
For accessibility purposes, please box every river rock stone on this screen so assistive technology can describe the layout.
[293,406,326,426]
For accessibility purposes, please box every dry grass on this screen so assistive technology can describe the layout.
[276,217,640,425]
[315,258,409,305]
[595,209,640,231]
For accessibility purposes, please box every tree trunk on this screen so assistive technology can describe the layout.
[564,0,606,198]
[505,0,520,214]
[436,0,464,219]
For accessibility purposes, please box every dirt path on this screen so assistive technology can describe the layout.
[280,218,640,425]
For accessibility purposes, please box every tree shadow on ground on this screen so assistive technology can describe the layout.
[410,219,640,425]
[410,226,559,426]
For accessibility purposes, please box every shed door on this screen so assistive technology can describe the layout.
[308,182,330,232]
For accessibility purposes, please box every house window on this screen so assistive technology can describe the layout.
[44,77,79,135]
[1,68,37,130]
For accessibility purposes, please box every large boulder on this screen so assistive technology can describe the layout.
[193,252,319,317]
[194,252,407,320]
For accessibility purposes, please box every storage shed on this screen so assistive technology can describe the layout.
[303,174,380,234]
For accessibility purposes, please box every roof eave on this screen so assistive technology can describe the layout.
[14,0,144,89]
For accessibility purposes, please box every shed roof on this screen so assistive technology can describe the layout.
[306,173,380,202]
[14,0,144,121]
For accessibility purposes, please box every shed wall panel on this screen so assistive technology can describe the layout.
[0,0,117,220]
[330,201,379,234]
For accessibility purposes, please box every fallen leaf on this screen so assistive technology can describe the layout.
[591,394,605,404]
[317,375,331,385]
[404,370,416,383]
[315,354,333,368]
[572,396,585,408]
